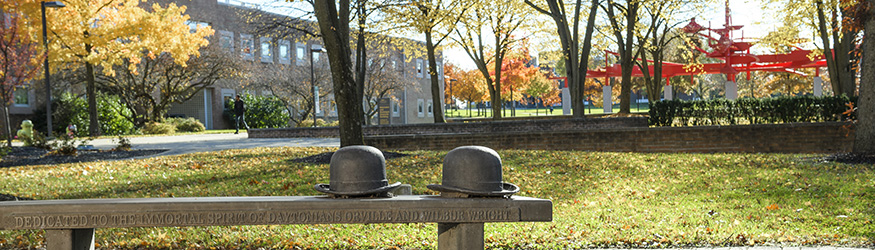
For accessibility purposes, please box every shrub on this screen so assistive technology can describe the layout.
[34,92,135,136]
[649,95,858,126]
[115,136,132,151]
[224,94,290,129]
[296,119,338,127]
[142,122,176,134]
[166,117,205,132]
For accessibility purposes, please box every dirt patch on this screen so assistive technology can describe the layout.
[1,147,167,168]
[820,153,875,165]
[290,151,410,164]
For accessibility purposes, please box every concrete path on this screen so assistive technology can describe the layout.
[14,133,340,157]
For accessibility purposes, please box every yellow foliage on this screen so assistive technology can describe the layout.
[10,0,212,75]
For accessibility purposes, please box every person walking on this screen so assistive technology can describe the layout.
[234,95,249,134]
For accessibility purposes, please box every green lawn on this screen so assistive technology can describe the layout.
[446,103,651,118]
[0,148,872,249]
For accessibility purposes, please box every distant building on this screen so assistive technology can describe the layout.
[154,0,444,128]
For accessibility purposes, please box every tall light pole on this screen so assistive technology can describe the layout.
[448,79,456,117]
[41,1,65,138]
[310,46,326,127]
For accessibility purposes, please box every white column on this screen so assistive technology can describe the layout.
[603,85,612,114]
[813,76,823,97]
[561,88,571,115]
[664,85,673,100]
[725,80,738,100]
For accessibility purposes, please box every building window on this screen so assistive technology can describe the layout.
[416,59,423,78]
[427,100,433,117]
[13,86,29,107]
[184,20,209,33]
[260,37,272,63]
[311,45,322,63]
[219,30,233,52]
[278,40,290,64]
[417,99,424,117]
[240,34,254,60]
[392,100,400,117]
[295,43,306,66]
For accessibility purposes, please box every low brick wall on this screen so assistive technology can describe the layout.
[248,117,649,138]
[364,122,855,153]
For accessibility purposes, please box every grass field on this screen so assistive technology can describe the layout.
[0,147,872,249]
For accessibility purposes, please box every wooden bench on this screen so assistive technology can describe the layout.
[0,195,552,250]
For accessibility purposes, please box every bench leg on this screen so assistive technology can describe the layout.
[437,223,483,250]
[45,229,95,250]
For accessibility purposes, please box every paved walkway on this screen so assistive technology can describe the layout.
[13,133,340,157]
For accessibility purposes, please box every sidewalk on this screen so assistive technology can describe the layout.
[13,133,340,157]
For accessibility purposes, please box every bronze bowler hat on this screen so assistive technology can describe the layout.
[314,146,401,197]
[427,146,519,197]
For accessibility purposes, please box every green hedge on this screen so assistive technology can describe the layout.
[648,95,857,126]
[224,94,291,129]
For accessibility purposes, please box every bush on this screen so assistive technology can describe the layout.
[166,117,205,132]
[34,92,135,136]
[224,94,290,129]
[649,95,858,126]
[142,122,176,134]
[296,119,338,127]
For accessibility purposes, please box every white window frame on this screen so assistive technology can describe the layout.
[295,43,306,66]
[416,59,423,78]
[417,99,424,117]
[240,34,254,60]
[278,40,291,64]
[427,100,433,117]
[218,30,234,53]
[311,44,323,63]
[392,100,400,117]
[260,37,272,63]
[184,20,209,33]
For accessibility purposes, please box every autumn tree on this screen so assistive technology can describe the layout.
[250,55,333,127]
[16,0,212,136]
[633,0,692,103]
[384,0,466,123]
[525,72,561,115]
[525,0,599,117]
[453,0,533,120]
[0,12,43,146]
[494,51,539,116]
[314,0,365,146]
[445,63,487,117]
[96,44,244,128]
[768,0,862,96]
[361,40,409,125]
[602,0,641,114]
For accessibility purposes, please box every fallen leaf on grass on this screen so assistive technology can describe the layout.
[766,204,780,210]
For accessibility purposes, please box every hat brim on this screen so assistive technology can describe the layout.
[314,182,402,196]
[426,182,519,197]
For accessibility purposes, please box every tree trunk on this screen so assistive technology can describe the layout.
[85,60,100,136]
[355,0,367,126]
[426,32,446,123]
[3,104,11,147]
[855,0,875,153]
[314,0,364,146]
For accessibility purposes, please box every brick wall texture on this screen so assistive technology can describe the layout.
[248,118,855,153]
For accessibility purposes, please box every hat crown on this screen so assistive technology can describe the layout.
[328,146,389,193]
[441,146,505,193]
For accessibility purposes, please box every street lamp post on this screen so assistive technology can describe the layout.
[41,1,65,138]
[447,79,456,117]
[309,46,326,127]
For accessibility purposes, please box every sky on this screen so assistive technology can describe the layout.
[230,0,780,70]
